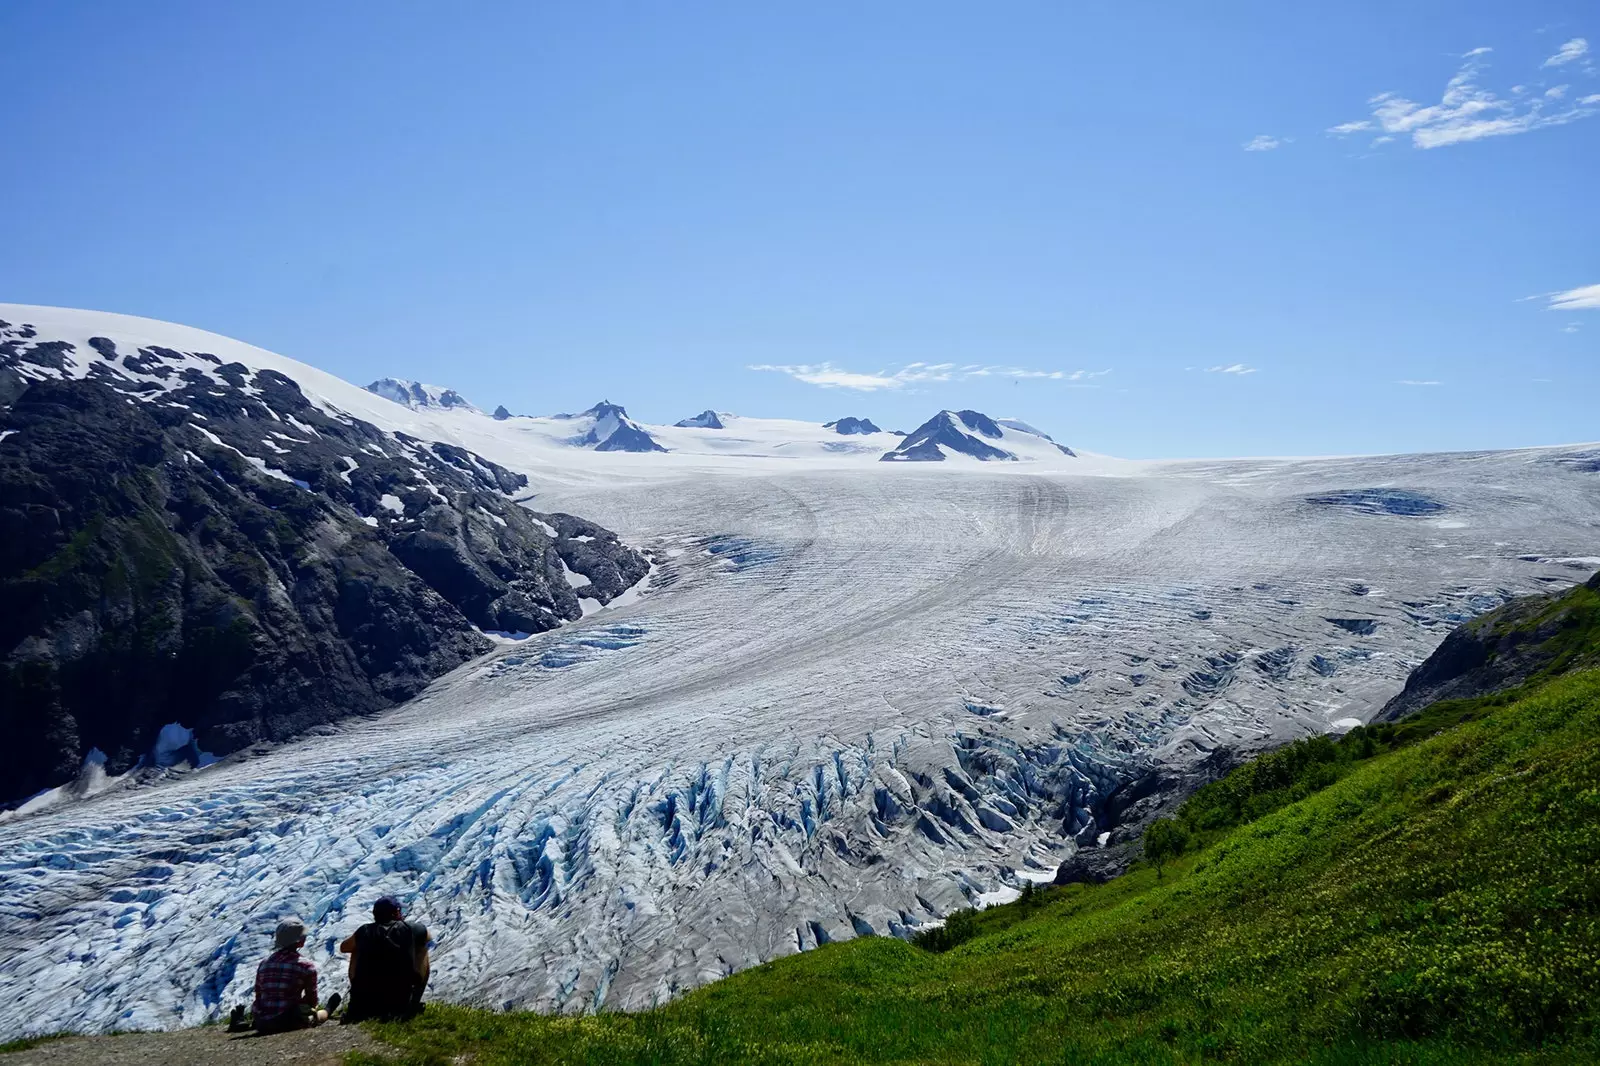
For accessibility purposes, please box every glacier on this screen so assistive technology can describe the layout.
[1,305,1599,1040]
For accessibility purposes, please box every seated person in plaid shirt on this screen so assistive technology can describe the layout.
[251,917,330,1033]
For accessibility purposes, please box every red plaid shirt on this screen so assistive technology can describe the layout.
[253,948,317,1020]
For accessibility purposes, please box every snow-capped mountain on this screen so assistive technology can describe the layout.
[0,306,646,812]
[366,377,477,411]
[553,400,669,453]
[880,409,1076,462]
[824,416,881,435]
[675,409,725,429]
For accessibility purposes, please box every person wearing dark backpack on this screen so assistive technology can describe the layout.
[339,896,431,1022]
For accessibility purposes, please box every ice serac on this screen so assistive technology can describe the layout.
[366,378,477,412]
[675,410,725,429]
[824,416,881,435]
[0,313,647,809]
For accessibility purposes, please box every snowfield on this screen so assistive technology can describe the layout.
[1,306,1599,1039]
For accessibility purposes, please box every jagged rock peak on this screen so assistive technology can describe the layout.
[493,404,512,420]
[366,378,476,411]
[881,410,1015,462]
[565,400,668,453]
[824,416,881,435]
[675,410,725,429]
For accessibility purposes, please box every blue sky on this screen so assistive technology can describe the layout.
[2,2,1595,458]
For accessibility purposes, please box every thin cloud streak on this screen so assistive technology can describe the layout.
[1397,380,1442,386]
[1205,364,1258,375]
[748,362,1109,392]
[1243,134,1281,151]
[1546,283,1600,311]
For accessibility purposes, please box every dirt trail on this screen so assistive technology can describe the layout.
[1,1024,388,1066]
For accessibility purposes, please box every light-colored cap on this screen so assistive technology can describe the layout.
[274,916,307,950]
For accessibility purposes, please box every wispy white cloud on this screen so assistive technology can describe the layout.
[1542,37,1588,67]
[1565,322,1583,334]
[747,361,1103,392]
[1583,94,1600,105]
[1546,283,1600,311]
[1329,48,1600,149]
[1205,364,1258,375]
[1397,379,1442,386]
[1243,134,1282,151]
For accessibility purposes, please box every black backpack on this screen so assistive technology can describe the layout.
[348,920,420,1020]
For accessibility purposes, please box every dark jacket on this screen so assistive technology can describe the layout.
[344,918,429,1021]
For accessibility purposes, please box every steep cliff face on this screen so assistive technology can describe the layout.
[1375,570,1600,722]
[0,320,647,806]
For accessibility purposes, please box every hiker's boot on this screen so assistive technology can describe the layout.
[228,1005,247,1032]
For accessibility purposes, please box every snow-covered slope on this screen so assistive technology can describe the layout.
[2,305,1599,1040]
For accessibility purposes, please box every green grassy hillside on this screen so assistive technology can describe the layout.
[357,593,1600,1065]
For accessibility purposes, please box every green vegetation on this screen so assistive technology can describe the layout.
[0,1033,70,1054]
[349,658,1600,1065]
[1486,578,1600,681]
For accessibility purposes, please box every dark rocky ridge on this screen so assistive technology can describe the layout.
[675,410,724,429]
[824,417,881,435]
[881,410,1015,462]
[0,321,647,807]
[1375,570,1600,722]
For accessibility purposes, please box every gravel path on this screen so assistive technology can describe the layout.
[0,1024,388,1066]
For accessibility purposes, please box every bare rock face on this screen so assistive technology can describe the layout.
[675,410,724,429]
[0,322,647,806]
[1375,570,1600,722]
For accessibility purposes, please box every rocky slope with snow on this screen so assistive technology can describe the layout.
[0,312,646,808]
[881,409,1078,462]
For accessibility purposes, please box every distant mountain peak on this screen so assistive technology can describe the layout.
[365,378,476,412]
[823,416,881,435]
[676,409,725,429]
[880,409,1073,462]
[561,400,668,453]
[882,410,1015,462]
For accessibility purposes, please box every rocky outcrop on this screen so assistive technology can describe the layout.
[0,322,647,807]
[570,402,668,453]
[881,410,1015,462]
[1375,570,1600,722]
[365,378,475,411]
[675,410,724,429]
[824,417,880,435]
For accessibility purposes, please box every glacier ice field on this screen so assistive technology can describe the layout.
[1,306,1599,1038]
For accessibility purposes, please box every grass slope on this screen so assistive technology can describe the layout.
[354,662,1600,1065]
